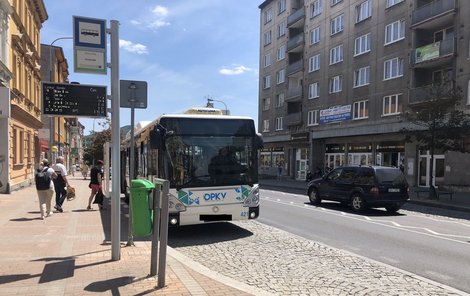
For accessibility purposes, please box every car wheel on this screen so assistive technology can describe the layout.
[386,204,401,213]
[350,194,365,212]
[308,188,321,205]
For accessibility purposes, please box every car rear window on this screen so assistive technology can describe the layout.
[375,169,406,184]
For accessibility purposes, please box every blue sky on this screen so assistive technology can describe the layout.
[41,0,261,134]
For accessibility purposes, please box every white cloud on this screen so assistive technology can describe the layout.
[219,65,254,76]
[148,20,171,30]
[119,39,149,54]
[152,5,169,17]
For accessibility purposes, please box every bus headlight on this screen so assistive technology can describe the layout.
[168,193,186,212]
[243,185,260,207]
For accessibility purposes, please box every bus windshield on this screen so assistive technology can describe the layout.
[165,135,258,188]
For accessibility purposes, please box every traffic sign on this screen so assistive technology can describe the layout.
[42,82,107,117]
[120,80,148,108]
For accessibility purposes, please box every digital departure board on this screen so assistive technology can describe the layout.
[42,82,107,117]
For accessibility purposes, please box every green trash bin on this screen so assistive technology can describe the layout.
[129,179,155,237]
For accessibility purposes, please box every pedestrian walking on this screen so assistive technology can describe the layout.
[80,162,89,179]
[52,156,70,212]
[277,161,283,180]
[34,159,57,220]
[87,160,104,210]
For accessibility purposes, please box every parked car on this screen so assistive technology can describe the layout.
[306,165,409,213]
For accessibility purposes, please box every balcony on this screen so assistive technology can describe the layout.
[287,33,304,53]
[409,82,455,104]
[287,7,305,28]
[411,0,456,29]
[411,38,455,68]
[285,112,302,126]
[286,59,303,76]
[286,87,302,102]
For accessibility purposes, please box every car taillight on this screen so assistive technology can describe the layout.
[370,187,379,196]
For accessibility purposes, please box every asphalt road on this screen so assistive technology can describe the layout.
[258,189,470,293]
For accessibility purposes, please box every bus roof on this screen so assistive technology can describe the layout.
[161,113,254,120]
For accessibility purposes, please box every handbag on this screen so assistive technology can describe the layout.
[93,189,104,205]
[88,182,92,188]
[66,186,76,201]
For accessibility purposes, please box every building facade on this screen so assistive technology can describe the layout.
[0,0,47,193]
[258,0,470,190]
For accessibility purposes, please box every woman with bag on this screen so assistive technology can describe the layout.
[87,160,105,210]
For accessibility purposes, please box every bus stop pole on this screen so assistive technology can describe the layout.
[150,183,162,276]
[126,105,135,246]
[157,180,170,288]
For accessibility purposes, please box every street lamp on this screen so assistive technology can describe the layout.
[207,98,228,115]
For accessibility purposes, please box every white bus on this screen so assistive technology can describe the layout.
[121,108,263,226]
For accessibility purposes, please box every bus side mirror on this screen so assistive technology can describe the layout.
[150,125,164,150]
[255,134,264,150]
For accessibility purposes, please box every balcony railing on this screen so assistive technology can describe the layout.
[285,112,302,126]
[286,59,303,76]
[412,0,455,26]
[412,38,455,64]
[287,7,305,27]
[409,82,455,104]
[287,33,304,52]
[286,87,302,102]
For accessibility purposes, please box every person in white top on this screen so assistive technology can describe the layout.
[35,159,57,220]
[52,156,69,212]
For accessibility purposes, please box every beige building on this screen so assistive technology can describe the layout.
[259,0,470,189]
[0,0,47,193]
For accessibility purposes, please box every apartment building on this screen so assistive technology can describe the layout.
[259,0,470,189]
[0,0,47,193]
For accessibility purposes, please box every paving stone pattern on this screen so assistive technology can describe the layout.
[171,221,461,296]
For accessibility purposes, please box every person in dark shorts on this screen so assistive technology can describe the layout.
[87,160,104,210]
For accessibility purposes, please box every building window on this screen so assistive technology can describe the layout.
[26,132,31,163]
[310,26,321,45]
[311,0,322,18]
[276,93,284,107]
[263,119,270,132]
[354,33,371,56]
[308,54,320,72]
[0,9,7,64]
[385,20,405,45]
[264,8,273,24]
[277,45,286,61]
[353,100,369,119]
[263,97,271,111]
[275,117,283,131]
[308,110,319,126]
[383,94,402,116]
[276,69,285,84]
[356,0,371,23]
[264,53,271,68]
[331,0,343,6]
[308,82,320,99]
[386,0,403,8]
[264,31,272,46]
[278,20,286,37]
[264,75,271,89]
[384,57,403,80]
[329,75,343,93]
[329,44,343,65]
[354,66,370,87]
[278,0,286,14]
[330,14,344,36]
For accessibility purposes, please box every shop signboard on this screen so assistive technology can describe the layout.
[320,105,351,124]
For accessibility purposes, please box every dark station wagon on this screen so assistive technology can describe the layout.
[307,165,409,213]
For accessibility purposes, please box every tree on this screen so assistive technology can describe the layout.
[401,83,470,199]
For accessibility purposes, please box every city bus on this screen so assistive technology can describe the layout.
[121,107,263,226]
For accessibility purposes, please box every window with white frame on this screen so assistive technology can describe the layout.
[310,26,321,45]
[263,119,270,132]
[264,30,272,46]
[308,82,320,99]
[353,100,369,119]
[276,93,284,107]
[308,110,319,126]
[330,14,344,35]
[356,0,371,23]
[384,57,403,80]
[264,53,271,68]
[264,75,271,88]
[354,33,371,56]
[385,20,405,45]
[0,9,7,65]
[386,0,403,8]
[329,75,343,93]
[278,0,286,14]
[278,20,286,37]
[308,54,320,72]
[277,45,286,61]
[264,8,273,24]
[275,117,283,131]
[331,0,342,6]
[329,44,343,65]
[263,97,271,110]
[311,0,322,18]
[277,69,285,84]
[383,94,402,115]
[354,66,370,87]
